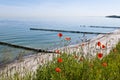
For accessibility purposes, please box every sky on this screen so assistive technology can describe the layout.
[0,0,120,20]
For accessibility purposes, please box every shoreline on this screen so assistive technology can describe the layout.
[1,29,120,76]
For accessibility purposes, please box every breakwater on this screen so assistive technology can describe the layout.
[0,41,53,53]
[30,28,110,34]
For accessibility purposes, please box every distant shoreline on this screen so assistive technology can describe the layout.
[106,15,120,18]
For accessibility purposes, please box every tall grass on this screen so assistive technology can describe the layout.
[0,33,120,80]
[34,42,120,80]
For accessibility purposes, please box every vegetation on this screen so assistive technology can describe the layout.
[34,33,120,80]
[34,42,120,80]
[0,33,120,80]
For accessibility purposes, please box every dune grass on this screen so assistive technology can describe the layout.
[1,32,120,80]
[34,42,120,80]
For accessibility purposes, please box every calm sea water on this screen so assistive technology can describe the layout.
[0,16,120,64]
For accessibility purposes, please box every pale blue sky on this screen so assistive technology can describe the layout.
[0,0,120,19]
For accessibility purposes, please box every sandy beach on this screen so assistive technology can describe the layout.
[1,29,120,77]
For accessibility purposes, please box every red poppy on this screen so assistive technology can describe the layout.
[102,45,105,49]
[55,50,60,54]
[97,53,103,59]
[102,62,107,67]
[55,67,61,72]
[97,41,101,46]
[58,33,63,38]
[65,37,71,41]
[57,58,63,63]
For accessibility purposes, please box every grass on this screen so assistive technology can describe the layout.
[34,42,120,80]
[1,33,120,80]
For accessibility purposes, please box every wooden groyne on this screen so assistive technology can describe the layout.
[0,41,54,53]
[30,28,110,34]
[80,25,120,29]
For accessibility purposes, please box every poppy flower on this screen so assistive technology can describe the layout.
[97,41,101,46]
[65,37,71,41]
[102,45,105,49]
[57,58,63,63]
[55,67,61,72]
[58,33,63,38]
[97,53,103,59]
[102,62,107,67]
[55,50,60,54]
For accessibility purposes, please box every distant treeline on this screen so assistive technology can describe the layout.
[106,15,120,18]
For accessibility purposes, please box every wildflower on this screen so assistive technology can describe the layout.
[102,45,105,49]
[102,62,107,67]
[97,53,103,59]
[113,48,117,53]
[55,50,60,54]
[58,33,63,38]
[65,37,71,41]
[74,55,78,59]
[97,41,101,46]
[57,58,63,63]
[82,43,84,46]
[79,57,83,61]
[55,67,61,72]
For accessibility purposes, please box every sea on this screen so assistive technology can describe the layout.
[0,16,120,65]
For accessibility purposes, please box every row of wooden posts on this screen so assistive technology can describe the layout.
[1,25,119,53]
